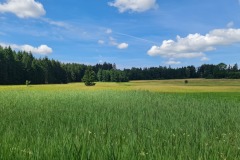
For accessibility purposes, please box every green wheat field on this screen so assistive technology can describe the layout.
[1,79,240,159]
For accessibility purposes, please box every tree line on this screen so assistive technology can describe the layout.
[0,46,239,85]
[124,63,240,80]
[0,46,127,85]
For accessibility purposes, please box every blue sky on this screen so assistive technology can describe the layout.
[0,0,240,69]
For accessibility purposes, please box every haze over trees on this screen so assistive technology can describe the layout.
[0,46,239,85]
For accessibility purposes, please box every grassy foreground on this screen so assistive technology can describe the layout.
[0,79,240,159]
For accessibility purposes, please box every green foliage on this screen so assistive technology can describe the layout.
[97,69,103,81]
[0,46,68,84]
[0,90,240,159]
[25,80,31,86]
[97,69,128,82]
[82,67,96,86]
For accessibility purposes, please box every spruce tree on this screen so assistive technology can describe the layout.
[82,67,96,86]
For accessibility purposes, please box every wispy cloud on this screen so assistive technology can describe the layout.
[165,60,181,65]
[115,32,157,44]
[40,18,70,29]
[227,21,234,28]
[201,57,210,61]
[106,29,112,34]
[108,36,118,46]
[98,29,129,50]
[98,40,105,44]
[109,36,129,49]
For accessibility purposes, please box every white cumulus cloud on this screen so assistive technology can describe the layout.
[117,42,128,49]
[0,43,52,55]
[108,0,158,13]
[0,0,46,18]
[147,28,240,59]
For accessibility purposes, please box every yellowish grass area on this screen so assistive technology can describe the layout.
[0,79,240,92]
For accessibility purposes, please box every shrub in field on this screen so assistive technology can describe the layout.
[82,67,96,86]
[184,80,188,84]
[25,80,31,86]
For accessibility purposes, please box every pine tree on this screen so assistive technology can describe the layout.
[82,67,96,86]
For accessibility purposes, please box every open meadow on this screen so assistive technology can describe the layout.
[0,79,240,159]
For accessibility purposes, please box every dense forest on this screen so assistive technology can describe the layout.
[124,63,240,80]
[0,46,239,85]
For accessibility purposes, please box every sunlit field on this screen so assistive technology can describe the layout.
[0,79,240,159]
[1,79,240,92]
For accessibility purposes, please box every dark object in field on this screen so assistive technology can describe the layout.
[184,80,188,84]
[85,82,96,86]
